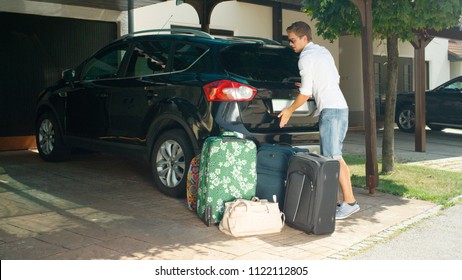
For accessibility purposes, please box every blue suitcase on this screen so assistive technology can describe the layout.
[256,144,307,210]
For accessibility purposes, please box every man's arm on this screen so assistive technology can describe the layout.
[277,93,311,128]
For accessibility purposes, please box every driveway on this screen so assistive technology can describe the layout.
[2,128,458,260]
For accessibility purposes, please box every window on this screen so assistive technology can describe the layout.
[172,43,208,72]
[443,79,462,92]
[403,63,412,92]
[81,45,127,80]
[221,45,299,82]
[126,41,171,77]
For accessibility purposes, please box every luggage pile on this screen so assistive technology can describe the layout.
[185,131,340,237]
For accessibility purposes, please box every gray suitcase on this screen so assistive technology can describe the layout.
[283,153,339,235]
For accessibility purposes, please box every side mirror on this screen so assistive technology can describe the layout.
[62,69,75,82]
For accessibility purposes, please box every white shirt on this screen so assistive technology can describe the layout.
[298,42,348,115]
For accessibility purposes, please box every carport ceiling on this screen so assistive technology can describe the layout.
[29,1,306,11]
[28,0,166,11]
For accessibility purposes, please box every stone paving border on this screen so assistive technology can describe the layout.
[326,195,462,260]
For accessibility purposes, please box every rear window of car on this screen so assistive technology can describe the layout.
[220,44,300,82]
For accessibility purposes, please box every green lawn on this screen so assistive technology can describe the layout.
[344,155,462,206]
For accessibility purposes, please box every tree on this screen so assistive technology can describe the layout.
[301,0,462,173]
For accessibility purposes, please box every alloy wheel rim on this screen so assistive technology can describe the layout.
[38,119,55,155]
[156,140,185,188]
[399,109,415,130]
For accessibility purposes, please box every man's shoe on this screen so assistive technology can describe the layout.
[336,202,360,220]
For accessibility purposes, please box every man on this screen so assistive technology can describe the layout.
[278,21,359,220]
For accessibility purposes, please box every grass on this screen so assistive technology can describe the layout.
[344,155,462,206]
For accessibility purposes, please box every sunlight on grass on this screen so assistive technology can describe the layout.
[344,155,462,206]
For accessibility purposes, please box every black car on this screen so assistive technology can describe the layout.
[396,76,462,133]
[35,29,319,198]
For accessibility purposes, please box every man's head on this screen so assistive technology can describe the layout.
[286,21,312,53]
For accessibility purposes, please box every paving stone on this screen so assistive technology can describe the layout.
[35,230,100,250]
[42,244,125,260]
[0,238,67,260]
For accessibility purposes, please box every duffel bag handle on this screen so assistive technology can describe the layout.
[229,198,271,213]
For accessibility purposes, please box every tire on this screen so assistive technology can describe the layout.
[36,112,71,162]
[150,129,194,198]
[396,105,415,133]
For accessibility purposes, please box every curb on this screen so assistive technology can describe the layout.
[326,195,462,260]
[325,204,442,260]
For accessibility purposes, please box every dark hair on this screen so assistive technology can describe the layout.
[286,21,312,40]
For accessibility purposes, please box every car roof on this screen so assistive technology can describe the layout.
[115,28,281,47]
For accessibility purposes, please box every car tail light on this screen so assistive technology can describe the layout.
[203,80,257,101]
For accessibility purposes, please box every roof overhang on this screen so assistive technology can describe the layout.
[27,0,166,11]
[27,0,303,11]
[426,26,462,41]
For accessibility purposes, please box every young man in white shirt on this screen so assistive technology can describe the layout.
[278,21,360,220]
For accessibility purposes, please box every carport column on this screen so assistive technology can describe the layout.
[183,0,233,33]
[272,2,283,42]
[351,0,379,194]
[128,0,134,34]
[411,31,432,153]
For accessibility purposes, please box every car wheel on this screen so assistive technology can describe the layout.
[151,129,194,198]
[396,105,415,133]
[36,112,71,162]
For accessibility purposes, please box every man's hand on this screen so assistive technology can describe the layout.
[277,93,311,128]
[278,108,293,128]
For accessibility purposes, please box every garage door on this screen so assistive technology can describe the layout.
[0,12,117,146]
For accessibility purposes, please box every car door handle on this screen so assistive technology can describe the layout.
[144,86,159,98]
[96,93,108,98]
[146,92,159,98]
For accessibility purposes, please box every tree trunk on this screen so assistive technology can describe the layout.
[382,34,399,173]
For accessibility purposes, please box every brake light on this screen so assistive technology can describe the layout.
[203,80,257,101]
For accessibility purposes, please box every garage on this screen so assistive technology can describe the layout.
[0,11,117,149]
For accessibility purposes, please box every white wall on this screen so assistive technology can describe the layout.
[212,1,272,37]
[339,35,363,113]
[134,0,200,31]
[450,61,462,78]
[134,1,272,37]
[372,39,415,58]
[426,38,450,88]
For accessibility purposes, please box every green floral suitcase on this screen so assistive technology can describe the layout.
[196,131,257,226]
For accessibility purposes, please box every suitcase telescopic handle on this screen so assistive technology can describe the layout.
[222,138,246,143]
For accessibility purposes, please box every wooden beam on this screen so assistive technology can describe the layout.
[272,2,283,42]
[184,0,233,33]
[350,0,379,194]
[411,31,433,152]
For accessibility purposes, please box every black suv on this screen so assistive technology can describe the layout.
[396,76,462,132]
[35,29,319,197]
